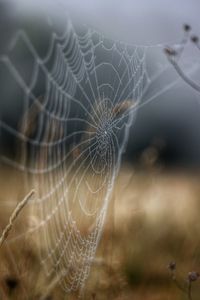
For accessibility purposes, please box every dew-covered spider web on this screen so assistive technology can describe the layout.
[0,1,194,294]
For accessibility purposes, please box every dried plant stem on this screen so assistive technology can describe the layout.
[188,282,192,300]
[170,59,200,93]
[172,277,187,294]
[164,23,200,94]
[0,190,34,248]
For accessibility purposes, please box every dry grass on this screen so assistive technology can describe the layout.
[1,162,200,299]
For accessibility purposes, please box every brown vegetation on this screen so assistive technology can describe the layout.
[1,163,200,299]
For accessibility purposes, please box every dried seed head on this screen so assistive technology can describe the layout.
[5,276,19,292]
[168,261,176,272]
[183,24,191,32]
[164,47,177,56]
[188,271,200,282]
[191,35,199,43]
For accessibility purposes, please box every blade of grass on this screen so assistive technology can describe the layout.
[0,189,35,248]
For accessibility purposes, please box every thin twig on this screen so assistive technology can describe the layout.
[0,190,35,248]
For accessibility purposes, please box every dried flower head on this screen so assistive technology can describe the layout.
[183,24,191,32]
[167,261,176,272]
[191,35,199,44]
[188,271,200,282]
[5,277,19,292]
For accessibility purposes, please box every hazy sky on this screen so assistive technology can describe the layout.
[11,0,200,45]
[65,0,200,45]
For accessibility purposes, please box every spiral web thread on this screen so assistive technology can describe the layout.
[0,10,149,293]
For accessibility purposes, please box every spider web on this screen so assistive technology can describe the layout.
[0,3,188,294]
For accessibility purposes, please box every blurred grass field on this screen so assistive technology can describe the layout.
[1,161,200,299]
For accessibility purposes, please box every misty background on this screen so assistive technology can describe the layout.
[1,0,200,168]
